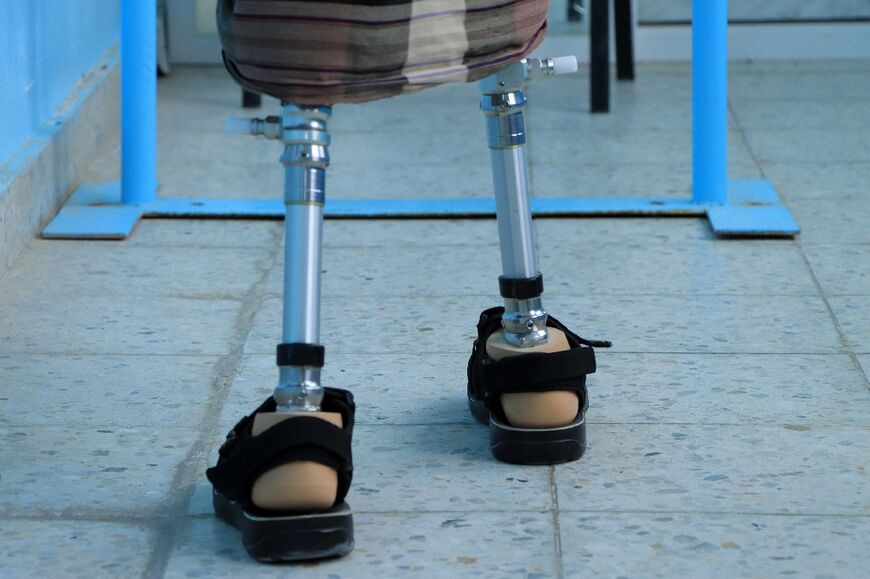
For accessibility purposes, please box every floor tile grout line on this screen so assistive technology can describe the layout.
[4,420,869,429]
[727,105,867,388]
[2,349,863,357]
[796,247,870,394]
[346,421,870,427]
[141,225,284,579]
[549,466,565,579]
[6,508,869,524]
[728,99,767,186]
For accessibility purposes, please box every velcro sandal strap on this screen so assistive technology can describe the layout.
[467,306,611,414]
[481,346,597,396]
[206,384,356,514]
[207,416,352,510]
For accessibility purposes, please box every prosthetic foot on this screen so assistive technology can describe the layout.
[467,58,611,464]
[209,106,354,562]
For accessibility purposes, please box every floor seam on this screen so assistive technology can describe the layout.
[796,247,870,394]
[549,466,566,579]
[141,224,283,579]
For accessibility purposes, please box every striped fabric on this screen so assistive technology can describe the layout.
[217,0,550,104]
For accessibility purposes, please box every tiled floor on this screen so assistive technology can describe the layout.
[1,58,869,578]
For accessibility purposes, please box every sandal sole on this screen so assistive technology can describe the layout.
[469,397,586,465]
[213,490,354,562]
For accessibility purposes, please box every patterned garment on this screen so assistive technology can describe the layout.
[217,0,550,104]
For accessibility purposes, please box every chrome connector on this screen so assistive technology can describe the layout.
[481,91,527,149]
[275,366,325,412]
[478,55,579,95]
[502,297,549,347]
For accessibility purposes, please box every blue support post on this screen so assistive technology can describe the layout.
[42,0,798,239]
[121,0,158,205]
[692,0,728,205]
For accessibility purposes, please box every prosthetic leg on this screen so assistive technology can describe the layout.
[467,58,611,464]
[207,105,355,562]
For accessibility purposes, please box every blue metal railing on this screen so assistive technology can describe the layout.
[43,0,798,239]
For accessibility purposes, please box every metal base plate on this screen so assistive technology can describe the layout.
[42,179,799,240]
[707,180,801,237]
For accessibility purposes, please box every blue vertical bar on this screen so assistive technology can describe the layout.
[692,0,728,205]
[121,0,157,205]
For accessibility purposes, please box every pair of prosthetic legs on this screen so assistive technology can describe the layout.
[208,57,607,562]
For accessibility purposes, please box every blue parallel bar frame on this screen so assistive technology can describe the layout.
[41,0,799,239]
[121,0,157,205]
[692,0,728,205]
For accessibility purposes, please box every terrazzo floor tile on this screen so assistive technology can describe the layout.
[349,424,552,513]
[530,160,761,200]
[802,245,870,296]
[558,513,870,578]
[729,69,870,101]
[540,240,813,296]
[270,244,500,297]
[526,82,695,131]
[188,424,551,516]
[327,159,494,199]
[166,512,556,578]
[219,352,870,430]
[0,520,153,578]
[555,423,869,515]
[760,162,870,201]
[534,218,715,246]
[157,125,284,201]
[322,219,499,248]
[591,353,870,426]
[244,293,843,356]
[730,97,870,130]
[546,294,842,354]
[126,219,282,249]
[530,128,757,168]
[219,353,472,429]
[0,242,271,299]
[788,197,870,244]
[0,425,199,517]
[0,295,242,356]
[0,354,220,428]
[243,295,492,355]
[743,129,870,164]
[828,297,870,353]
[331,128,489,171]
[322,217,708,250]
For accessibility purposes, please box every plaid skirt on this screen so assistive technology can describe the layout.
[217,0,550,104]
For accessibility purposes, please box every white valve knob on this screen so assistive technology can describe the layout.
[552,56,578,76]
[225,117,257,135]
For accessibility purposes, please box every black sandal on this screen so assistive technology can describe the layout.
[206,387,355,562]
[467,307,611,465]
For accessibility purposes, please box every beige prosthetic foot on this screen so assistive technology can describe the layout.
[250,412,343,511]
[486,328,579,428]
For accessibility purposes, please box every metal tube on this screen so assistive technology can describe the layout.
[273,105,331,412]
[481,89,548,347]
[692,0,729,205]
[490,146,537,279]
[282,202,324,346]
[121,0,158,205]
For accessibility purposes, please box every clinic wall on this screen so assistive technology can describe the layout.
[0,1,119,167]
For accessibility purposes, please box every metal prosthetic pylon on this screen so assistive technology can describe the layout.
[227,104,332,412]
[479,56,579,347]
